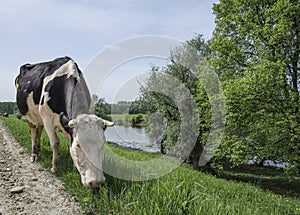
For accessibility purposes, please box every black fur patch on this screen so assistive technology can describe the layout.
[45,75,68,114]
[16,57,72,115]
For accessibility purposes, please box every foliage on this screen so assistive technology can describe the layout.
[128,98,148,114]
[1,116,300,215]
[91,95,147,119]
[139,0,300,174]
[211,0,300,172]
[109,100,147,115]
[109,114,147,127]
[0,102,18,115]
[130,114,145,127]
[111,101,130,114]
[91,95,112,120]
[140,35,213,170]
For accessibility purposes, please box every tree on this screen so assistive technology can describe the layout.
[91,95,112,121]
[211,0,300,172]
[129,98,147,114]
[140,35,215,171]
[130,114,144,127]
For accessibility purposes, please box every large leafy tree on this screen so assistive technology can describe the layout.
[211,0,300,171]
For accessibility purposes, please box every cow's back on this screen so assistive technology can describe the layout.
[15,57,73,126]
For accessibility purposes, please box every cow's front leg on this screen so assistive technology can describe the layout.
[51,133,60,172]
[43,120,60,172]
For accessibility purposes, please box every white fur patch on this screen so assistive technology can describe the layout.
[24,92,43,126]
[39,92,62,131]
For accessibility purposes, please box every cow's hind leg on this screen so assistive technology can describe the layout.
[35,127,43,157]
[30,127,42,162]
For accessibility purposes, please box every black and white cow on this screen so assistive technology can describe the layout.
[15,56,114,188]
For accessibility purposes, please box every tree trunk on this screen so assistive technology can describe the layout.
[160,137,166,154]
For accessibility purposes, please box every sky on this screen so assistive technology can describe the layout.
[0,0,218,102]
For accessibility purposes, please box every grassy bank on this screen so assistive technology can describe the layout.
[220,165,300,199]
[1,116,300,214]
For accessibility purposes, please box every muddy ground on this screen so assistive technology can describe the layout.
[0,121,83,215]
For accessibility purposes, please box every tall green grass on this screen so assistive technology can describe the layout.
[1,116,300,215]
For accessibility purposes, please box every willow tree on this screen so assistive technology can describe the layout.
[140,35,216,171]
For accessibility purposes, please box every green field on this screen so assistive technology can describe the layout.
[110,114,148,127]
[1,116,300,215]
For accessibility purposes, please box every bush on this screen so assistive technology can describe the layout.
[130,114,144,127]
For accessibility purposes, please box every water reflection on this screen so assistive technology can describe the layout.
[105,125,160,152]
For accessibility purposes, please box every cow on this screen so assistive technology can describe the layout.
[3,113,9,117]
[15,56,114,188]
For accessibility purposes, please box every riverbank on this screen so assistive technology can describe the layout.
[1,116,300,214]
[106,141,300,199]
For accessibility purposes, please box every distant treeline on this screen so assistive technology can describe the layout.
[91,95,147,120]
[0,98,146,118]
[0,102,18,115]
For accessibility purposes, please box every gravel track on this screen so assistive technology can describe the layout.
[0,121,83,215]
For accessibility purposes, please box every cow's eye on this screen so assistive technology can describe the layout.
[76,144,81,149]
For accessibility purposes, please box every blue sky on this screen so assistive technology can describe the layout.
[0,0,218,102]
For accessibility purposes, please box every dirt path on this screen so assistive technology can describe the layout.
[0,121,83,215]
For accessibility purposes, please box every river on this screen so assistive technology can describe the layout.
[105,125,288,168]
[105,125,160,152]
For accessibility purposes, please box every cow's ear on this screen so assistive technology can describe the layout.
[60,112,69,125]
[68,119,77,128]
[60,112,72,133]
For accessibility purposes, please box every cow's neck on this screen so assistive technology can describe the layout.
[64,75,91,120]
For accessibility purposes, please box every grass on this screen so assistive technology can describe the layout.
[220,165,300,199]
[1,115,300,215]
[110,114,146,121]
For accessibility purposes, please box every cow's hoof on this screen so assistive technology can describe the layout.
[31,154,38,162]
[51,167,57,173]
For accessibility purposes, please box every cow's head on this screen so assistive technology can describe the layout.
[61,113,114,188]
